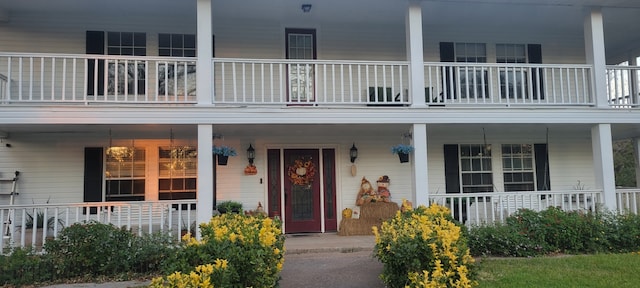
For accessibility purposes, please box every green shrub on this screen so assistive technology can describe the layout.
[44,221,176,278]
[373,203,476,288]
[468,207,640,257]
[163,213,285,288]
[150,261,233,288]
[0,247,55,286]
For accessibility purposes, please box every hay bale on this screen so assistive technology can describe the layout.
[338,201,399,236]
[359,201,399,219]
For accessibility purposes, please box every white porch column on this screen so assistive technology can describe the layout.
[630,56,638,105]
[591,124,617,211]
[406,1,425,108]
[584,7,608,108]
[412,123,428,206]
[633,137,640,186]
[196,0,213,105]
[197,124,214,238]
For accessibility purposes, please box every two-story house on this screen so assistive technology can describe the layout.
[1,0,640,249]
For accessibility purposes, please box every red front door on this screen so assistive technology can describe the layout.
[283,149,321,233]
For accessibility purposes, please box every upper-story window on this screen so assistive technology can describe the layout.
[455,43,487,63]
[497,44,528,99]
[159,34,196,57]
[107,32,146,95]
[158,33,197,97]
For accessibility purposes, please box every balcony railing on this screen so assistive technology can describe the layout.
[213,58,410,106]
[424,63,594,106]
[0,200,196,253]
[0,53,197,104]
[0,52,625,108]
[606,65,640,108]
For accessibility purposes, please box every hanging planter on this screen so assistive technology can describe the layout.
[397,152,410,163]
[213,145,237,166]
[217,155,229,165]
[391,144,414,163]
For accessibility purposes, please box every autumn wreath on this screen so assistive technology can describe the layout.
[288,158,316,185]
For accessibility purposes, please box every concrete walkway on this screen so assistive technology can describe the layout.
[39,233,380,288]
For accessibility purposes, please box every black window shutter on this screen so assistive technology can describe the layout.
[444,144,460,193]
[440,42,456,99]
[83,147,104,214]
[528,44,544,100]
[86,31,105,96]
[534,143,551,191]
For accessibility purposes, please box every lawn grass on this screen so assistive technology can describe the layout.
[477,253,640,288]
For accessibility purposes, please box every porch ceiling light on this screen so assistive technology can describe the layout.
[247,144,256,165]
[301,4,312,13]
[350,143,358,163]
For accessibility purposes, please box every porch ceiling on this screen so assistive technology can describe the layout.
[0,0,639,62]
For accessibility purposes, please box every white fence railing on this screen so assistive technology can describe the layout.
[213,58,410,106]
[1,200,197,253]
[424,63,593,106]
[429,190,603,226]
[0,53,197,104]
[616,188,640,214]
[606,65,640,108]
[0,73,7,101]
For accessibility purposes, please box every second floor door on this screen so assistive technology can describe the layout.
[286,28,316,104]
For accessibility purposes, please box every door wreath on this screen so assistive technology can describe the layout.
[288,158,316,185]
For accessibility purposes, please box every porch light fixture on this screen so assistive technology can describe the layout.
[247,144,256,165]
[301,4,312,13]
[350,143,358,163]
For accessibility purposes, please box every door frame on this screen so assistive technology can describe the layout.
[266,144,339,233]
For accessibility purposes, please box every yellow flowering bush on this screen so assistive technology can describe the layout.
[150,260,232,288]
[163,213,285,288]
[373,203,477,288]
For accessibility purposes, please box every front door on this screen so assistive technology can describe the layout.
[284,149,321,233]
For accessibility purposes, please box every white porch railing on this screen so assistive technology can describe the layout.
[606,65,640,108]
[616,188,640,214]
[1,200,197,253]
[212,58,410,106]
[429,190,603,226]
[0,53,197,104]
[0,73,7,101]
[424,63,594,106]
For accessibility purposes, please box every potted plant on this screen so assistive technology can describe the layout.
[391,144,414,163]
[212,145,237,165]
[22,209,65,247]
[216,200,243,214]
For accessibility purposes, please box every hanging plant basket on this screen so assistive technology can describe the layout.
[217,155,229,165]
[398,152,410,163]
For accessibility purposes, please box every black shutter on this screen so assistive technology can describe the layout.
[86,31,105,96]
[444,144,460,193]
[440,42,456,99]
[534,143,551,191]
[83,147,103,214]
[528,44,544,100]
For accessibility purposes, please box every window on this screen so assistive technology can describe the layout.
[159,34,196,57]
[158,146,197,201]
[106,32,146,95]
[105,147,146,201]
[502,144,535,191]
[158,33,197,97]
[459,144,493,193]
[455,43,488,99]
[497,44,528,99]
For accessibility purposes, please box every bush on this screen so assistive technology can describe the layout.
[468,207,640,257]
[150,261,233,288]
[44,221,176,278]
[163,213,285,288]
[0,247,56,286]
[373,203,476,288]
